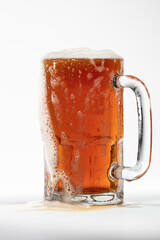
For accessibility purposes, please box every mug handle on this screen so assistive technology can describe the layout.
[111,75,152,181]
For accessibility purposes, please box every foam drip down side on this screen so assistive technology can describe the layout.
[39,61,75,200]
[43,48,122,60]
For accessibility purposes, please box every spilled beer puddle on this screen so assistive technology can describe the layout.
[0,200,124,212]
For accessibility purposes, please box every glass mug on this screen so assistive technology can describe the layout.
[40,48,152,205]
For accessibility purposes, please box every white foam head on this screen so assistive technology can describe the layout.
[43,48,122,59]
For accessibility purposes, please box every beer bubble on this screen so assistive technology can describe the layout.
[51,91,59,105]
[85,96,89,103]
[85,95,90,110]
[77,111,83,118]
[70,93,75,100]
[74,149,80,163]
[87,73,93,80]
[60,81,64,86]
[51,91,61,121]
[79,81,82,89]
[64,88,68,93]
[78,70,82,78]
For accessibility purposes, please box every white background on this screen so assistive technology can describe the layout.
[0,1,160,240]
[0,0,159,202]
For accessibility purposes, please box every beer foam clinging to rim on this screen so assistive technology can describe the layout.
[43,48,122,59]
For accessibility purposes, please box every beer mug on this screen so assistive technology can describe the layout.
[40,48,152,205]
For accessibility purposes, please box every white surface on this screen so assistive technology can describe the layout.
[0,195,160,240]
[0,0,159,239]
[43,48,122,59]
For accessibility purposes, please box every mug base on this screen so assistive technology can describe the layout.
[44,191,123,206]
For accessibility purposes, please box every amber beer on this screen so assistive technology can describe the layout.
[41,50,123,202]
